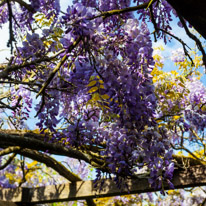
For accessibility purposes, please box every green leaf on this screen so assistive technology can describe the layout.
[87,80,97,87]
[88,86,98,93]
[92,93,101,101]
[72,201,78,206]
[101,94,110,100]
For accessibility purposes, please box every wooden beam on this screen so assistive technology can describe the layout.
[0,201,18,206]
[1,165,206,204]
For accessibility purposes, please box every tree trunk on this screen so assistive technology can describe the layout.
[167,0,206,39]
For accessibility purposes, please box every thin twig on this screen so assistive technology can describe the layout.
[149,6,194,65]
[178,14,206,68]
[6,0,16,53]
[36,37,81,98]
[91,1,150,19]
[0,49,65,79]
[14,0,34,12]
[171,143,206,163]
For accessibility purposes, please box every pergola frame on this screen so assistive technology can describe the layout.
[1,165,206,206]
[0,1,206,206]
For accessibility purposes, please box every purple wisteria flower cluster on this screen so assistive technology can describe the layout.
[1,0,194,192]
[73,0,131,11]
[0,4,8,26]
[171,48,185,63]
[32,3,174,189]
[0,0,60,34]
[135,0,175,42]
[184,78,206,132]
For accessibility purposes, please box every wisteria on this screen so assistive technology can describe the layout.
[0,4,8,26]
[171,48,185,63]
[134,0,174,41]
[0,1,206,202]
[184,78,206,132]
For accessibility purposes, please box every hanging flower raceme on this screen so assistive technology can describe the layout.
[47,10,174,190]
[0,0,177,192]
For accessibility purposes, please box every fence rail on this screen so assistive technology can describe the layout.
[1,165,206,205]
